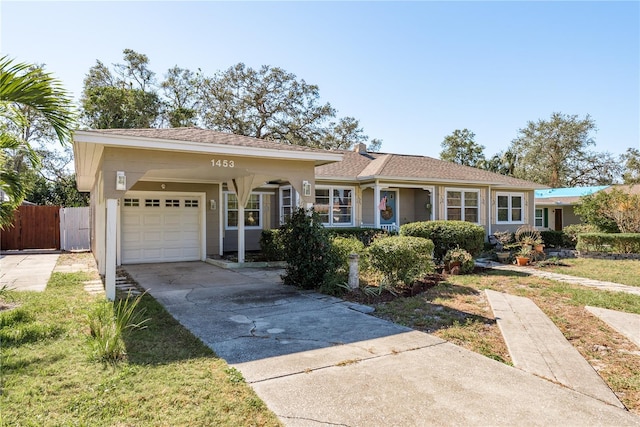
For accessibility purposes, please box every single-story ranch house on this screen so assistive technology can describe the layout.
[73,128,543,299]
[533,186,609,231]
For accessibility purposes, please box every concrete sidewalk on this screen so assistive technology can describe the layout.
[485,289,624,409]
[0,253,59,291]
[488,262,640,296]
[126,262,640,426]
[586,306,640,348]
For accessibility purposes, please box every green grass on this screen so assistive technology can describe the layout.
[539,258,640,287]
[1,272,281,426]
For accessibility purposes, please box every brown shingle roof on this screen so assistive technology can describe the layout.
[316,150,543,188]
[85,127,332,154]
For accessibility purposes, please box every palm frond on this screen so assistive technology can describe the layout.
[0,55,76,145]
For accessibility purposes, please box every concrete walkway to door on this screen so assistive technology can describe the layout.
[0,253,60,291]
[125,262,639,426]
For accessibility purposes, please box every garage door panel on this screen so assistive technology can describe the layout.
[122,195,202,264]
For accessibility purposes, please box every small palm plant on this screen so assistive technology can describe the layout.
[88,292,149,363]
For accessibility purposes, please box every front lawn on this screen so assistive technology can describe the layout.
[0,268,280,426]
[373,269,640,415]
[537,258,640,287]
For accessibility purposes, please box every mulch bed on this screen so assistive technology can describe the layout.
[342,273,446,305]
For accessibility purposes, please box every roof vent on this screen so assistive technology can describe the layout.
[354,142,367,153]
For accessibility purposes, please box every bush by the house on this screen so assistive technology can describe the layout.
[400,220,485,261]
[443,247,475,274]
[259,229,284,261]
[576,233,640,254]
[562,224,600,248]
[540,230,564,248]
[331,236,368,281]
[368,235,434,287]
[279,207,340,290]
[326,227,387,246]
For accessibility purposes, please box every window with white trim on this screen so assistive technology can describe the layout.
[445,189,479,223]
[279,186,299,224]
[535,208,544,227]
[496,193,524,223]
[314,186,354,226]
[226,193,261,229]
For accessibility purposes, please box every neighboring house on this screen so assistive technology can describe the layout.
[534,186,610,231]
[73,128,542,298]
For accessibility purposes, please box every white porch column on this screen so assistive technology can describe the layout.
[237,204,245,263]
[487,186,492,237]
[105,198,117,301]
[374,182,381,229]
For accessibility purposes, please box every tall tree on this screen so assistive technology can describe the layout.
[622,147,640,184]
[80,50,162,129]
[0,56,74,226]
[161,66,198,127]
[439,129,485,167]
[509,113,617,188]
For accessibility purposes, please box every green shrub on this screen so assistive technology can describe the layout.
[368,235,434,287]
[87,292,148,363]
[326,227,388,246]
[279,208,340,290]
[400,220,485,261]
[259,229,284,261]
[331,236,368,280]
[443,247,475,274]
[540,230,564,248]
[576,233,640,254]
[563,224,600,248]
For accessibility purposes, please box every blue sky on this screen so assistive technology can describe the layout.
[1,1,638,159]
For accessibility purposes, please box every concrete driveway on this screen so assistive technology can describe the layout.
[0,253,59,291]
[125,262,640,426]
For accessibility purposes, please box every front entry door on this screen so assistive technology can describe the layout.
[554,208,563,231]
[380,190,397,225]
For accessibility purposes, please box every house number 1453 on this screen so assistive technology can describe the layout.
[211,159,235,168]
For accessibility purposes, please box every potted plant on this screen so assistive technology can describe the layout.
[515,247,532,266]
[493,230,513,263]
[443,247,475,275]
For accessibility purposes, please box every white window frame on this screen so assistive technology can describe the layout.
[314,185,355,227]
[444,188,480,224]
[225,192,263,230]
[535,208,544,228]
[496,192,525,224]
[279,185,299,225]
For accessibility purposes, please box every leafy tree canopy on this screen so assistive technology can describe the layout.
[439,128,485,167]
[622,148,640,185]
[81,50,382,150]
[576,188,640,233]
[508,112,620,187]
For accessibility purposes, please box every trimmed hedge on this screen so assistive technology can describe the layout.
[576,233,640,254]
[563,224,600,248]
[368,236,434,287]
[540,230,564,248]
[260,229,284,261]
[326,227,388,246]
[400,220,485,261]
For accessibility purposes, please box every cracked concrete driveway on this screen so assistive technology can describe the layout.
[125,262,640,426]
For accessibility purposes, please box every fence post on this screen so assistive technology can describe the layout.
[348,253,359,289]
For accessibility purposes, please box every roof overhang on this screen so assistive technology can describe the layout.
[319,174,541,189]
[74,130,343,192]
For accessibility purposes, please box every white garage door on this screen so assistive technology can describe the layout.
[121,195,202,264]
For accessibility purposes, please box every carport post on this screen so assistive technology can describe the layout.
[237,204,245,263]
[105,198,117,301]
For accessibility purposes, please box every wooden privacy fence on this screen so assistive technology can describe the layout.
[1,206,90,251]
[1,205,60,250]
